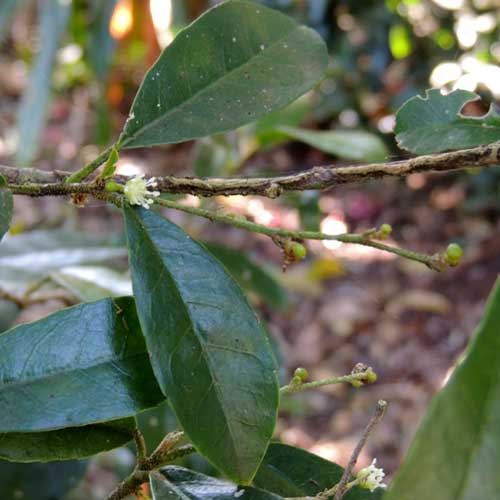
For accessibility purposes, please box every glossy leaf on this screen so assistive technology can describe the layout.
[0,418,135,462]
[385,277,500,500]
[254,443,383,499]
[150,467,282,500]
[0,176,13,243]
[15,0,71,164]
[124,206,279,483]
[50,265,132,301]
[204,242,288,309]
[277,126,388,162]
[118,0,328,149]
[0,460,87,500]
[394,89,500,154]
[0,297,164,432]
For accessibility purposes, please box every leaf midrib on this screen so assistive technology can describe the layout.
[127,208,243,473]
[119,25,306,147]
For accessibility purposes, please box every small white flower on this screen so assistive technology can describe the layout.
[356,459,387,492]
[124,175,160,209]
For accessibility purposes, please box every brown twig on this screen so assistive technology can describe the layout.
[1,141,499,198]
[330,400,388,500]
[104,431,195,500]
[134,429,148,467]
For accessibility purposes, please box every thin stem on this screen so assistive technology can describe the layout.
[3,181,447,269]
[104,432,195,500]
[143,431,185,469]
[134,429,148,466]
[65,146,114,184]
[330,400,388,500]
[0,287,24,307]
[153,197,446,270]
[22,276,51,298]
[105,470,149,500]
[308,474,369,500]
[160,444,196,462]
[280,369,375,396]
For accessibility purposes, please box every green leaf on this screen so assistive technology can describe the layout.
[277,126,388,161]
[100,146,119,179]
[0,296,164,432]
[0,176,13,243]
[394,89,500,154]
[50,265,132,301]
[118,0,328,149]
[204,242,288,309]
[124,206,279,483]
[0,460,87,500]
[150,467,283,500]
[254,443,383,499]
[0,418,135,462]
[15,0,71,164]
[0,229,127,291]
[384,277,500,500]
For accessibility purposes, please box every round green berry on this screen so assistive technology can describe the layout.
[445,243,464,266]
[364,367,377,383]
[290,242,307,260]
[380,223,392,236]
[294,367,309,381]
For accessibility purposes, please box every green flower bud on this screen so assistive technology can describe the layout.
[105,180,124,193]
[444,243,464,266]
[290,242,307,260]
[364,367,377,383]
[294,367,309,381]
[380,224,392,236]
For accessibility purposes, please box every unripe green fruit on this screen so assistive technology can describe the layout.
[294,367,309,381]
[444,243,464,266]
[364,367,377,383]
[290,242,307,260]
[380,223,392,236]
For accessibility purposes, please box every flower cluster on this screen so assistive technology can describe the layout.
[356,459,387,492]
[124,175,160,209]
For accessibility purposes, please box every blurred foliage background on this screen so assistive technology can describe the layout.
[0,0,499,499]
